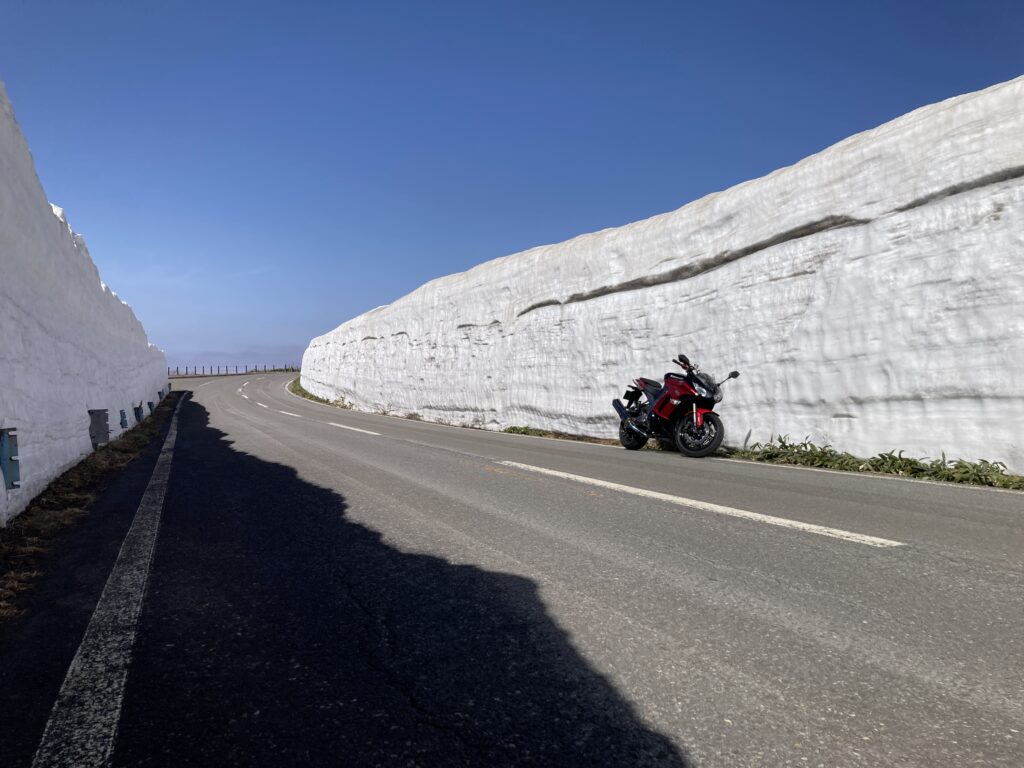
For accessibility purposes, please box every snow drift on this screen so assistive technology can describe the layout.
[0,81,167,525]
[302,77,1024,473]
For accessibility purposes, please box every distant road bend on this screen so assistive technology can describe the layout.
[14,373,1024,766]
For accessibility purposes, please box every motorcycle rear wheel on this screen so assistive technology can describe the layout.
[673,412,724,457]
[618,420,649,450]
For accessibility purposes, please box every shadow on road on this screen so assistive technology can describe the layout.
[113,397,690,766]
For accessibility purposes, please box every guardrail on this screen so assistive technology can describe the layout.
[1,388,171,510]
[168,365,299,377]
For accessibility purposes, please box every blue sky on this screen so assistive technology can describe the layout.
[1,1,1022,367]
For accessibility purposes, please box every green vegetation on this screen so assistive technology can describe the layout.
[502,425,547,436]
[502,425,617,446]
[287,377,352,408]
[0,392,182,620]
[723,435,1024,490]
[503,423,1022,490]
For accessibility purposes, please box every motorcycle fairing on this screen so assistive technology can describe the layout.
[651,375,699,419]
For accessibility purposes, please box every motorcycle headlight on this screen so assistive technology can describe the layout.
[714,389,723,403]
[693,383,709,398]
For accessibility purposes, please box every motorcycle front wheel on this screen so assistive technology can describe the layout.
[673,412,724,457]
[618,420,649,450]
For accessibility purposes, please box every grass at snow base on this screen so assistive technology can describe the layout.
[287,378,351,408]
[503,427,1024,491]
[501,425,618,446]
[725,435,1024,490]
[0,393,182,621]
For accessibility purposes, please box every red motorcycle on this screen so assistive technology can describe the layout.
[612,354,739,457]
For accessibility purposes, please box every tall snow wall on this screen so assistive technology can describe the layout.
[0,82,168,525]
[302,77,1024,473]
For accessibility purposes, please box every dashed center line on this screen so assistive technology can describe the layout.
[256,402,268,408]
[499,461,905,548]
[279,411,302,418]
[241,394,249,400]
[328,422,380,436]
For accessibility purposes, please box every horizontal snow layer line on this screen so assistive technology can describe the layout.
[517,164,1024,318]
[895,164,1024,212]
[516,215,864,317]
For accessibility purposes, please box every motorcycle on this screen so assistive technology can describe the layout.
[612,354,739,457]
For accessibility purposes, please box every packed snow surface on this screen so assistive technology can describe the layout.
[302,77,1024,473]
[0,81,167,524]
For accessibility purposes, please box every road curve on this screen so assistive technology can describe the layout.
[11,373,1024,766]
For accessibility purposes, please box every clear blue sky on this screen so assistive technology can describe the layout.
[1,1,1021,367]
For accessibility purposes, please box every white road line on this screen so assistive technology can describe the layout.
[328,422,380,436]
[256,402,268,408]
[32,400,182,768]
[279,410,302,418]
[242,381,249,387]
[499,461,906,548]
[241,394,249,400]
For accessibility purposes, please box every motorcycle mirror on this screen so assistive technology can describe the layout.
[677,354,690,365]
[728,371,740,379]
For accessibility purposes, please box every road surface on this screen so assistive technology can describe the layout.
[3,373,1022,766]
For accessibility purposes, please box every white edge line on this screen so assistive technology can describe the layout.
[32,399,182,767]
[328,422,380,436]
[282,377,331,406]
[278,410,302,418]
[493,430,614,449]
[279,380,380,437]
[499,461,905,548]
[279,378,613,448]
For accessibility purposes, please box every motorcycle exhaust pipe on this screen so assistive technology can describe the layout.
[612,399,648,437]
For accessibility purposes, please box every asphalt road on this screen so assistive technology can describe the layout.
[4,373,1022,767]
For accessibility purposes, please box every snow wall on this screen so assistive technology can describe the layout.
[302,77,1024,473]
[0,82,168,525]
